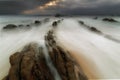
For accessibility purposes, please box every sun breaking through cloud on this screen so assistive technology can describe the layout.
[22,0,63,15]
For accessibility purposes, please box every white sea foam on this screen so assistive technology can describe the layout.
[0,17,120,79]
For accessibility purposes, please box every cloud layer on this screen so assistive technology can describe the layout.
[0,0,120,15]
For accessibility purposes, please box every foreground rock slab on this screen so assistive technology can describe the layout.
[45,30,88,80]
[3,30,88,80]
[4,43,54,80]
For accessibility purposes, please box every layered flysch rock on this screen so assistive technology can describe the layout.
[3,29,88,80]
[3,43,54,80]
[45,30,88,80]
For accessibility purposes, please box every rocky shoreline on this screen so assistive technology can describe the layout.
[3,26,88,80]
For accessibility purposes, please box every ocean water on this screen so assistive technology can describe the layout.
[0,16,120,80]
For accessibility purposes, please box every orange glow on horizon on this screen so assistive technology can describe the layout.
[23,0,61,14]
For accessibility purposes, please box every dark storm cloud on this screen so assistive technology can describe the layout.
[58,2,120,15]
[0,0,55,15]
[0,0,120,15]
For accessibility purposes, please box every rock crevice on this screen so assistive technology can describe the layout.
[3,30,88,80]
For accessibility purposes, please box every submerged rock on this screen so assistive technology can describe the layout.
[26,24,30,27]
[3,24,17,30]
[55,13,62,17]
[79,21,84,25]
[89,27,102,34]
[52,21,58,27]
[34,20,41,24]
[90,27,101,33]
[102,18,118,22]
[18,24,24,27]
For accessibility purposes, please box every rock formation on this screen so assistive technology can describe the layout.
[52,21,58,27]
[4,43,54,80]
[78,20,102,34]
[102,18,118,22]
[34,20,41,24]
[45,30,88,80]
[78,21,84,25]
[3,24,17,30]
[90,27,102,34]
[3,29,88,80]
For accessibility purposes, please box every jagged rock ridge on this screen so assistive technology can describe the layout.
[3,26,88,80]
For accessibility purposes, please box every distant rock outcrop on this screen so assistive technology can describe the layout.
[90,27,102,33]
[18,24,24,27]
[102,18,118,22]
[3,24,17,30]
[52,21,58,27]
[34,20,41,24]
[55,13,62,17]
[78,21,84,25]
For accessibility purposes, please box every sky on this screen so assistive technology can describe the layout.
[0,0,120,16]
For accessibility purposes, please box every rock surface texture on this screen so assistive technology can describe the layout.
[3,29,88,80]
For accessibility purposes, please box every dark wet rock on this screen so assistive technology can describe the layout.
[55,13,62,17]
[102,18,118,22]
[34,20,41,24]
[79,21,84,25]
[52,21,58,27]
[24,25,31,29]
[3,29,88,80]
[90,27,101,33]
[4,43,54,80]
[3,24,17,30]
[26,24,30,27]
[78,21,102,34]
[18,24,24,27]
[45,30,88,80]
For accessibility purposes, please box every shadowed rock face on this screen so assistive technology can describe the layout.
[3,29,88,80]
[4,43,54,80]
[34,20,41,24]
[3,24,17,30]
[78,20,102,34]
[52,21,58,27]
[78,21,84,25]
[102,18,118,22]
[45,30,88,80]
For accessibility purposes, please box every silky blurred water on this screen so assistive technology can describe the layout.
[0,16,120,80]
